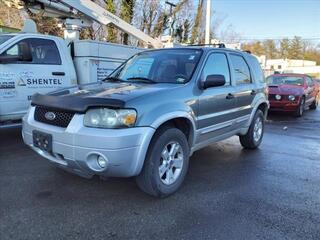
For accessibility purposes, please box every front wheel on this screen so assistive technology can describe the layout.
[295,97,305,117]
[136,127,190,198]
[239,110,265,150]
[309,98,318,110]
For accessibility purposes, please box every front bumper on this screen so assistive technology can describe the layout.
[22,107,155,178]
[269,100,300,112]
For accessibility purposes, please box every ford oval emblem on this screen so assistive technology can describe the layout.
[45,112,56,121]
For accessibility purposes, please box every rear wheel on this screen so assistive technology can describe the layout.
[136,127,190,198]
[239,110,264,150]
[295,97,305,117]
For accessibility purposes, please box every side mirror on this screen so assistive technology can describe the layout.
[0,42,32,64]
[0,55,21,63]
[203,74,226,89]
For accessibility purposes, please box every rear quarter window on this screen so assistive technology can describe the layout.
[247,56,265,83]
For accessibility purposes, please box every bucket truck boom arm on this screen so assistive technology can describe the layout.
[24,0,163,48]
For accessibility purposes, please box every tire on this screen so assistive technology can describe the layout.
[294,97,305,117]
[309,98,317,110]
[136,126,190,198]
[239,110,264,150]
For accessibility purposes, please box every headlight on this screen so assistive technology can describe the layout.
[288,95,296,101]
[84,108,137,128]
[275,94,282,100]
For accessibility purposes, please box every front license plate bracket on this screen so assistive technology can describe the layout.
[33,130,53,153]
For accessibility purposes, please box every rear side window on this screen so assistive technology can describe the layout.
[202,53,231,86]
[1,38,61,65]
[28,38,61,65]
[230,54,251,85]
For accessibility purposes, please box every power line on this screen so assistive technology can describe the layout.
[226,37,320,41]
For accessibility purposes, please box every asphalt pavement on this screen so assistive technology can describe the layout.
[1,109,320,240]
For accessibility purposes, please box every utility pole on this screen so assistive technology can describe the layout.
[205,0,211,44]
[165,1,177,40]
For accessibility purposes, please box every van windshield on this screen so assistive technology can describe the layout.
[108,49,202,84]
[0,35,13,45]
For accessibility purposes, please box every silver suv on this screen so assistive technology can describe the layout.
[22,47,269,197]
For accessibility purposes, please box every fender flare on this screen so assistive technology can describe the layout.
[133,111,197,176]
[150,111,197,146]
[248,98,269,127]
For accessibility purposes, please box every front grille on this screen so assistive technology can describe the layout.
[269,94,290,101]
[269,94,275,100]
[34,106,75,128]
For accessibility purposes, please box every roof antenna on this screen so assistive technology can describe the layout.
[21,19,38,33]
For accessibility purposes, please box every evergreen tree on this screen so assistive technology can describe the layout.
[288,36,304,59]
[105,0,117,43]
[280,38,290,59]
[182,19,191,43]
[120,0,135,45]
[174,24,183,43]
[242,41,265,56]
[263,39,278,59]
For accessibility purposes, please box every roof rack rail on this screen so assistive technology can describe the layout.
[188,43,226,48]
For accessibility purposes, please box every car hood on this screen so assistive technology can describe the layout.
[268,84,304,95]
[32,81,182,112]
[55,81,181,100]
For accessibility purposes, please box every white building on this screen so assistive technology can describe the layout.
[257,56,320,78]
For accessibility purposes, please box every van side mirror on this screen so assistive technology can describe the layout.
[0,42,32,63]
[203,74,226,89]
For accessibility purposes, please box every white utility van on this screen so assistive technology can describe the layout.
[0,33,142,126]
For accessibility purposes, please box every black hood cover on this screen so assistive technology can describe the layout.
[31,93,125,113]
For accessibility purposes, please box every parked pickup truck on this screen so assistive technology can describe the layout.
[22,47,269,197]
[0,33,141,127]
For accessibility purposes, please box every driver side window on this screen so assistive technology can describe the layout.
[1,38,61,65]
[5,44,19,56]
[202,53,231,86]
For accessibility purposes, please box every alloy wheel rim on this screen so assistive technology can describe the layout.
[253,117,263,142]
[159,141,184,185]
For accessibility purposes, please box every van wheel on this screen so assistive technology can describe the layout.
[310,99,318,110]
[239,110,264,150]
[136,127,190,198]
[295,97,305,117]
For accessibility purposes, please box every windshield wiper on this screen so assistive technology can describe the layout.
[126,77,156,84]
[104,76,126,82]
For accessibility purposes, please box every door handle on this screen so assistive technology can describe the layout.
[52,72,65,76]
[251,90,257,95]
[226,93,234,100]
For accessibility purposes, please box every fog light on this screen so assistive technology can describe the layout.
[97,156,107,168]
[275,94,282,100]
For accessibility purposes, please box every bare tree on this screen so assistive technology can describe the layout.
[0,0,24,29]
[190,0,202,44]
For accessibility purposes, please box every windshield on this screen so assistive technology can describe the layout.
[267,76,304,86]
[0,35,13,45]
[108,49,202,84]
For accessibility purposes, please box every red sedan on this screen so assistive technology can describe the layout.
[267,74,318,117]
